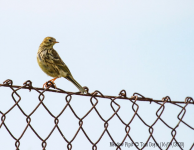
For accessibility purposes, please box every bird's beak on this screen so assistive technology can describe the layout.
[55,41,59,43]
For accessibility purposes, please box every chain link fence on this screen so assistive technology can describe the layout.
[0,79,194,150]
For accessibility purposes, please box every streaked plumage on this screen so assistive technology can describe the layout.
[37,37,86,94]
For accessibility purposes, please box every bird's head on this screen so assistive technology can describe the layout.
[40,37,59,48]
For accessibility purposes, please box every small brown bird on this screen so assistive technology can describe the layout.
[37,37,86,94]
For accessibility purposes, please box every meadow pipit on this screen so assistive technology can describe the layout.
[37,37,86,94]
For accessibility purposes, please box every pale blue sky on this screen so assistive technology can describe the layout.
[0,0,194,150]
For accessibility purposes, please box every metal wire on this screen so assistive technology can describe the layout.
[0,79,193,150]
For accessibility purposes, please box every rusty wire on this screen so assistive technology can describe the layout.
[0,79,193,150]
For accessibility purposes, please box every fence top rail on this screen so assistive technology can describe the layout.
[0,79,193,105]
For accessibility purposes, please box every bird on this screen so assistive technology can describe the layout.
[37,37,86,94]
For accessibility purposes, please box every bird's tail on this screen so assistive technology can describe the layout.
[65,75,86,94]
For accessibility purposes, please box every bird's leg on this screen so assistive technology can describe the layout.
[50,77,58,83]
[43,77,58,88]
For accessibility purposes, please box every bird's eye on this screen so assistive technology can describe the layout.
[49,39,52,42]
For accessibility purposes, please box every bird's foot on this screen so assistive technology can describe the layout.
[43,80,57,89]
[43,77,58,89]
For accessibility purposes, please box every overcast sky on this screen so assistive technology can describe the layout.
[0,0,194,150]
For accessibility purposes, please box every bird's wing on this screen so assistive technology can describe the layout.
[47,49,72,75]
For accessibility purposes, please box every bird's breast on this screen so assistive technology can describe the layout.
[37,52,60,78]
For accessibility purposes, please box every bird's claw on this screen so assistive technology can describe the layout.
[43,81,56,89]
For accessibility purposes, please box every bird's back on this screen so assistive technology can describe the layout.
[37,46,72,78]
